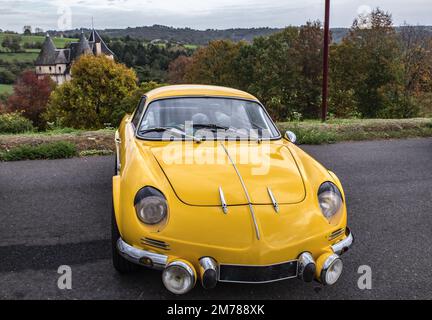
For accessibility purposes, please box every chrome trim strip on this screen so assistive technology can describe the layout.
[219,258,297,268]
[218,274,298,284]
[217,259,298,284]
[114,130,121,175]
[117,238,168,270]
[267,187,279,213]
[218,186,228,214]
[220,142,260,240]
[331,228,354,255]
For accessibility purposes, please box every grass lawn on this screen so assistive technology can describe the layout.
[0,52,39,62]
[279,118,432,144]
[0,34,78,49]
[24,48,41,53]
[0,84,13,94]
[19,35,77,48]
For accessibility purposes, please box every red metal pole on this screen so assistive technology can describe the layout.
[321,0,330,122]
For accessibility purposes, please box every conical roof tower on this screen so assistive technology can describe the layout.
[35,33,57,65]
[76,30,92,57]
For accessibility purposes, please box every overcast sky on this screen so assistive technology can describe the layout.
[1,0,431,32]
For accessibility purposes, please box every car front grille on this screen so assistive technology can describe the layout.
[328,228,345,240]
[140,237,170,250]
[218,260,298,283]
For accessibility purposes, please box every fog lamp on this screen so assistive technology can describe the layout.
[162,260,196,294]
[320,254,343,285]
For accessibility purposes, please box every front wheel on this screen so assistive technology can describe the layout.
[111,205,139,273]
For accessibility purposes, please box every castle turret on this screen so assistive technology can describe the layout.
[88,28,114,58]
[75,30,92,57]
[35,33,56,65]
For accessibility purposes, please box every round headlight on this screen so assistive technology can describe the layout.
[318,181,343,219]
[134,187,168,225]
[162,261,195,294]
[321,254,343,285]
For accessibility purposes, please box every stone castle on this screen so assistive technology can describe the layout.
[35,29,114,84]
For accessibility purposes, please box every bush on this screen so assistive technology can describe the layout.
[0,141,77,161]
[7,70,55,130]
[0,112,34,133]
[44,55,138,129]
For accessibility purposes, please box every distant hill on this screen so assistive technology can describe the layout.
[43,24,432,45]
[49,25,282,45]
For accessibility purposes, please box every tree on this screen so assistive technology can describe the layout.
[45,55,138,129]
[184,40,246,87]
[167,55,192,84]
[330,8,412,118]
[7,70,55,129]
[23,26,32,35]
[1,35,22,52]
[292,21,324,118]
[235,28,300,120]
[235,24,324,120]
[114,81,165,125]
[398,25,432,115]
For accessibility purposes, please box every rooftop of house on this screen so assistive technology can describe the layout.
[35,29,114,67]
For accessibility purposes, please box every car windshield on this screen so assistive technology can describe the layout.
[137,97,280,140]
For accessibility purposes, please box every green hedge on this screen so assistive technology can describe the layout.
[0,141,77,161]
[0,112,34,134]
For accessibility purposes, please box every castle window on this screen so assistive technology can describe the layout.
[49,66,52,72]
[59,66,61,72]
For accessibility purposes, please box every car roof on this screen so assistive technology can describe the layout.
[144,84,259,102]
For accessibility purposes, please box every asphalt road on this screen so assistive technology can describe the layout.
[0,138,431,299]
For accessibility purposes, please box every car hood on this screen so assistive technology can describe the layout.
[148,141,306,206]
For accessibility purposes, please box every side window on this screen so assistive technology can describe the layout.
[132,97,146,128]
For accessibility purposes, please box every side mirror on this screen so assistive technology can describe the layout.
[285,131,297,144]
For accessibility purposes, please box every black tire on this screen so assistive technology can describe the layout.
[111,204,139,273]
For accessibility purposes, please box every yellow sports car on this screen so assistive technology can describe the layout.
[112,85,353,294]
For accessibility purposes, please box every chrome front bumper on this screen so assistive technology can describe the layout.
[117,228,354,274]
[117,238,168,270]
[331,228,354,255]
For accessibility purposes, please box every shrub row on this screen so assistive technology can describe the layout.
[0,141,77,161]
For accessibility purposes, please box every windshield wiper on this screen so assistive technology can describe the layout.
[139,127,175,134]
[192,123,230,131]
[139,127,201,143]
